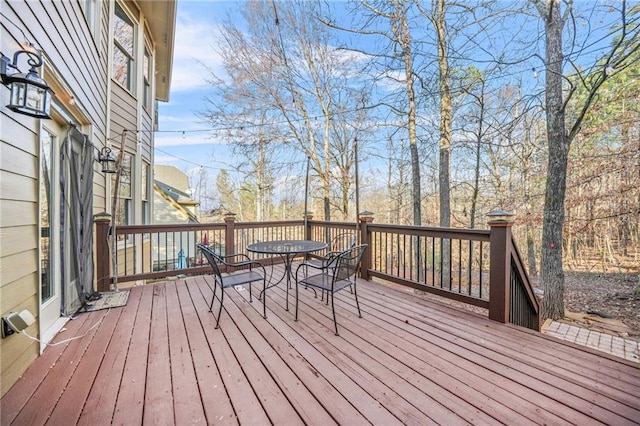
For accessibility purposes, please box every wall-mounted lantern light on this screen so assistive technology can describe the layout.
[0,50,53,119]
[98,147,117,173]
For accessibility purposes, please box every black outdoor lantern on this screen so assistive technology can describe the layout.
[98,147,117,174]
[1,50,53,119]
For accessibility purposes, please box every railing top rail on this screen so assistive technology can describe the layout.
[366,223,491,241]
[234,220,302,229]
[309,220,360,228]
[115,223,227,233]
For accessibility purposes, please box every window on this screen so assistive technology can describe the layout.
[141,162,150,224]
[112,151,132,227]
[113,3,135,90]
[40,130,55,302]
[143,48,152,110]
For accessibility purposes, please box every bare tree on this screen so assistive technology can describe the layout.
[431,0,452,228]
[323,0,424,225]
[202,0,369,221]
[531,0,640,319]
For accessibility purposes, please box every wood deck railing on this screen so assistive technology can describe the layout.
[94,213,540,330]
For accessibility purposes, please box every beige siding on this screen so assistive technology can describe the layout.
[0,0,109,397]
[0,201,38,228]
[154,195,192,224]
[0,274,37,317]
[3,2,108,132]
[1,0,175,398]
[110,84,138,153]
[0,226,38,258]
[140,110,153,161]
[0,143,38,179]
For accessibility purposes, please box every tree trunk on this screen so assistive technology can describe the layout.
[435,0,451,228]
[540,0,567,320]
[396,1,421,227]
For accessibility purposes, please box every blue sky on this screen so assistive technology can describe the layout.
[155,0,629,198]
[155,1,235,178]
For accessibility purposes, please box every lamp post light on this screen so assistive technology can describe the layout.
[1,50,53,119]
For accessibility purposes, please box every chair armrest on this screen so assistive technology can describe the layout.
[219,253,261,268]
[223,255,265,273]
[295,261,326,276]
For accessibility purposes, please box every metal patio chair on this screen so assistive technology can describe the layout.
[305,231,357,270]
[196,243,266,328]
[294,244,367,336]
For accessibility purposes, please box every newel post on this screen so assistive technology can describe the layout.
[94,212,112,292]
[358,211,374,280]
[488,210,514,323]
[224,212,236,256]
[304,211,313,240]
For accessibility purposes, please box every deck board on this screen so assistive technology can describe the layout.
[77,284,144,425]
[174,278,236,424]
[351,284,625,425]
[2,265,639,425]
[166,280,207,425]
[360,283,640,421]
[112,283,154,425]
[46,300,125,425]
[0,312,93,424]
[189,275,270,425]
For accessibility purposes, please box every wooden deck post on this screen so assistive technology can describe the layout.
[94,212,112,292]
[358,211,374,280]
[304,212,313,240]
[488,211,514,323]
[224,212,236,256]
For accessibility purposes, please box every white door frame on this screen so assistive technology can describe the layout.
[38,120,68,351]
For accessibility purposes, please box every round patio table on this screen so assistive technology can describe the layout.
[247,240,328,311]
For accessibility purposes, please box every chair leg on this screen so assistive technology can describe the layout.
[294,280,299,321]
[353,281,362,318]
[249,282,253,302]
[209,279,218,312]
[331,291,339,336]
[215,288,225,329]
[262,279,267,319]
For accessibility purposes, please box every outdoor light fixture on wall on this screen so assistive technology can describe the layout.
[0,50,53,119]
[98,147,117,173]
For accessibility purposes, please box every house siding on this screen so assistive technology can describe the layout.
[0,0,175,397]
[140,109,153,161]
[1,0,102,395]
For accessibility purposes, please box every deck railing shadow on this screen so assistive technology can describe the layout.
[94,213,539,330]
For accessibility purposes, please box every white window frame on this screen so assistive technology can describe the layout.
[82,0,101,41]
[142,46,153,111]
[112,2,136,92]
[141,161,150,224]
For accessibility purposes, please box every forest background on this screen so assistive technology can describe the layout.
[169,0,639,321]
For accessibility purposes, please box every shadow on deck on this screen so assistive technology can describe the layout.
[2,265,639,425]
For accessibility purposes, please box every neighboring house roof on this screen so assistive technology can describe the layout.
[154,181,200,223]
[154,166,200,223]
[154,165,190,192]
[138,1,176,101]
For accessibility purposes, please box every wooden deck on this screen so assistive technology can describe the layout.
[2,265,639,425]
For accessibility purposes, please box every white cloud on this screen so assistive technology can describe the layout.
[154,129,228,148]
[170,11,224,92]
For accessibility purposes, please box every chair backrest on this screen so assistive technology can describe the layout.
[330,232,357,252]
[196,243,223,278]
[333,244,367,282]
